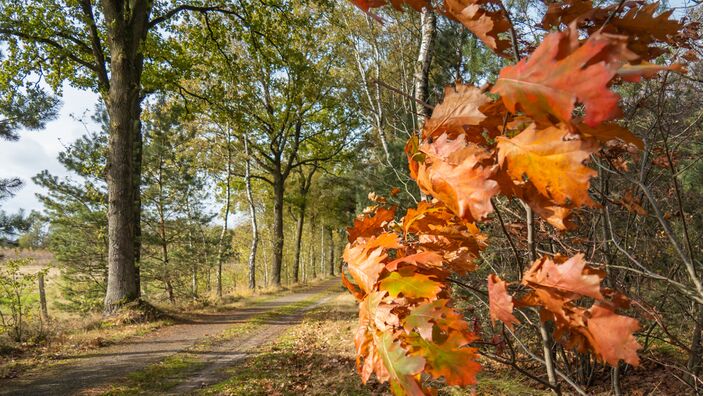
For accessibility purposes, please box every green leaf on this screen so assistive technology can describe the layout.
[378,267,443,299]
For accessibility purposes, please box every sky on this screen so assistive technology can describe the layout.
[0,85,100,214]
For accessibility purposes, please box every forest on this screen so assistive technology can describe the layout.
[0,0,701,395]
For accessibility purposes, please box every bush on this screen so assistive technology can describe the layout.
[0,258,42,342]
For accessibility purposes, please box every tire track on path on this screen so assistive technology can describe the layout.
[0,278,341,396]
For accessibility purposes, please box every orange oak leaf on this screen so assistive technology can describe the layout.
[422,83,489,142]
[386,251,444,271]
[347,206,396,243]
[497,123,599,207]
[488,274,520,330]
[374,331,426,396]
[402,201,486,272]
[523,254,605,300]
[620,191,648,216]
[609,4,683,55]
[444,0,512,56]
[586,303,641,366]
[342,272,365,301]
[495,168,577,230]
[409,331,481,386]
[343,232,401,293]
[417,134,499,221]
[402,299,469,340]
[491,25,625,127]
[576,122,644,149]
[617,62,686,82]
[540,0,602,29]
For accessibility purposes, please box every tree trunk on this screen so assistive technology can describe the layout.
[413,7,436,131]
[38,273,48,325]
[328,227,335,276]
[320,224,326,276]
[292,206,305,283]
[166,280,175,304]
[244,137,258,290]
[215,127,233,298]
[271,176,285,287]
[102,1,151,313]
[687,306,703,383]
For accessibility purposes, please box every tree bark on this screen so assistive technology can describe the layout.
[215,127,233,298]
[102,1,151,312]
[244,137,259,290]
[413,7,436,131]
[327,227,335,276]
[38,273,49,325]
[271,176,285,287]
[293,208,305,283]
[687,306,703,383]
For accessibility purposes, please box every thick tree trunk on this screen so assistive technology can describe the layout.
[244,137,258,290]
[292,206,305,283]
[271,178,285,287]
[413,7,436,131]
[102,1,151,313]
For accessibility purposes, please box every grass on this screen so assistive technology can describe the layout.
[101,284,340,395]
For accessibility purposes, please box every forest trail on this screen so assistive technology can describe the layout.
[0,278,342,396]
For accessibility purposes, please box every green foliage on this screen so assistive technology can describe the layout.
[0,258,42,342]
[33,108,108,313]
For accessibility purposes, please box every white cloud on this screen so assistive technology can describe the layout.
[0,84,100,214]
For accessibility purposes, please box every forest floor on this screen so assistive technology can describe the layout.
[0,278,342,396]
[0,278,693,395]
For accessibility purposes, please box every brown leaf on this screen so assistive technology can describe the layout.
[523,253,605,300]
[444,0,513,56]
[417,134,499,222]
[497,123,599,208]
[586,303,641,366]
[488,274,520,330]
[492,25,628,127]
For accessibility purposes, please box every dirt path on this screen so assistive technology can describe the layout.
[0,278,341,396]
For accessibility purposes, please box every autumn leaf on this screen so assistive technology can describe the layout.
[444,0,512,56]
[497,123,599,207]
[617,62,686,82]
[576,122,644,149]
[386,251,444,271]
[492,25,625,127]
[620,191,648,216]
[342,272,365,301]
[488,274,520,330]
[422,83,489,142]
[409,331,481,386]
[347,206,396,243]
[374,332,426,396]
[523,254,605,301]
[586,303,641,366]
[608,3,683,59]
[379,267,444,299]
[402,299,469,340]
[540,0,602,29]
[417,134,499,221]
[343,232,401,293]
